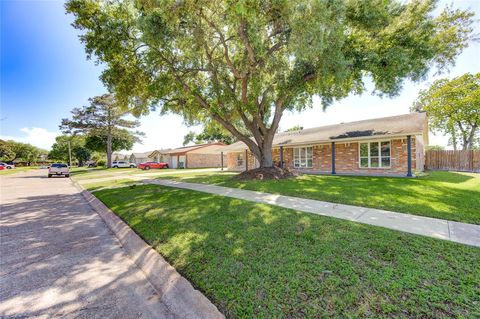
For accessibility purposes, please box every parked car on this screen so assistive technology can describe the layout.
[138,161,169,170]
[112,161,136,168]
[85,160,97,167]
[0,165,5,170]
[0,162,15,169]
[48,163,69,178]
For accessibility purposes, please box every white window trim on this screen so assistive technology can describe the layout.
[236,153,244,167]
[358,140,391,169]
[293,146,313,169]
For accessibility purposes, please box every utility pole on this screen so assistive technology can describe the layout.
[68,138,72,167]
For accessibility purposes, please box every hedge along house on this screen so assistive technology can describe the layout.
[151,143,228,169]
[224,113,428,177]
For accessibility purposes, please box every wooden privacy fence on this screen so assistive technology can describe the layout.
[425,150,480,172]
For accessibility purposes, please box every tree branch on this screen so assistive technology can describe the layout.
[198,12,244,79]
[238,20,256,65]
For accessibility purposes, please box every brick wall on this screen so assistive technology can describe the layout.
[186,153,227,168]
[227,137,418,176]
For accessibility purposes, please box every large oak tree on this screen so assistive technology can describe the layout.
[66,0,474,167]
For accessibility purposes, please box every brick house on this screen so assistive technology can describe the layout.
[150,143,227,169]
[129,152,154,165]
[224,113,429,177]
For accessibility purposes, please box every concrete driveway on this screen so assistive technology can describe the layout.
[0,169,174,318]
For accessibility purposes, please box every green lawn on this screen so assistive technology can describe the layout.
[70,167,220,181]
[81,178,138,191]
[155,170,480,224]
[70,166,127,180]
[90,183,480,318]
[0,166,39,175]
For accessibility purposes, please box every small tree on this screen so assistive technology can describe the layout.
[4,140,44,164]
[61,94,141,167]
[49,135,84,163]
[412,73,480,150]
[84,129,138,154]
[0,140,16,162]
[66,0,474,168]
[72,146,91,166]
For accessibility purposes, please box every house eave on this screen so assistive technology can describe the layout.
[225,132,423,152]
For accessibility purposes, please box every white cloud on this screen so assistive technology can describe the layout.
[0,127,58,150]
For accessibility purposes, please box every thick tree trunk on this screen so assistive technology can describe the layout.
[451,131,458,151]
[106,133,113,168]
[464,125,477,150]
[250,131,275,168]
[210,98,284,170]
[258,147,273,167]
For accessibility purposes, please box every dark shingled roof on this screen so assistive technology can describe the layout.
[223,112,427,151]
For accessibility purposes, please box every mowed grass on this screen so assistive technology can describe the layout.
[70,167,220,181]
[155,170,480,224]
[70,167,133,180]
[0,166,40,175]
[91,184,480,318]
[81,178,139,191]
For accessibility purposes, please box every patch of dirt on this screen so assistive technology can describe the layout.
[234,166,297,181]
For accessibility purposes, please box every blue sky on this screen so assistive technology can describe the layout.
[1,0,479,151]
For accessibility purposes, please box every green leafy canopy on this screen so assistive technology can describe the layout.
[412,73,480,150]
[60,93,143,166]
[66,0,475,165]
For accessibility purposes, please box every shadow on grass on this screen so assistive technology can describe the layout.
[92,184,480,318]
[159,171,480,224]
[419,170,477,183]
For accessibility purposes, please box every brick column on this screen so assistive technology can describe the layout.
[221,151,224,171]
[245,149,248,171]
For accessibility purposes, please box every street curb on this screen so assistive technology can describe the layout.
[72,179,224,319]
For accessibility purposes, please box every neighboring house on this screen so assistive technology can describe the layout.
[155,143,227,169]
[223,113,428,177]
[148,149,171,163]
[112,152,128,161]
[129,152,154,165]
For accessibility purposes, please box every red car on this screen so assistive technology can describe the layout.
[138,161,169,170]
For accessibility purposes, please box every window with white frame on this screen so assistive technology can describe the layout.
[359,141,391,168]
[236,153,244,166]
[293,147,313,168]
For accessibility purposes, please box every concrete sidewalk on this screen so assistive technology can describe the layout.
[147,179,480,248]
